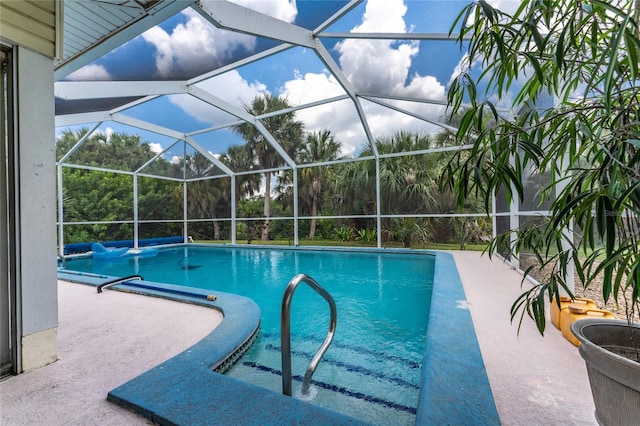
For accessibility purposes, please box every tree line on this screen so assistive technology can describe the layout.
[57,94,488,248]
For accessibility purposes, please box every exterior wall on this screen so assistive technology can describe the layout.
[0,0,60,374]
[15,46,58,371]
[0,0,61,58]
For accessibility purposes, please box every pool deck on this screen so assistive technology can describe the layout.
[0,250,597,425]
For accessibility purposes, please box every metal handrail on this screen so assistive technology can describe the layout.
[281,273,337,397]
[97,275,143,293]
[57,254,66,267]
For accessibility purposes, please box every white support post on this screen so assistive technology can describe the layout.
[133,175,139,248]
[509,152,519,270]
[376,157,382,249]
[293,167,299,246]
[231,175,236,244]
[183,180,188,243]
[57,165,64,256]
[491,191,497,240]
[183,146,188,244]
[558,153,574,294]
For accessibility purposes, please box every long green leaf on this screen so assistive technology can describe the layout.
[603,13,630,110]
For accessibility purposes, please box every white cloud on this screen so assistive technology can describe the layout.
[143,1,298,78]
[277,0,448,154]
[142,8,256,78]
[363,102,445,141]
[148,143,163,154]
[485,0,520,14]
[66,64,111,81]
[93,127,114,143]
[147,0,450,156]
[338,39,420,95]
[397,74,445,99]
[448,52,471,87]
[225,0,297,22]
[336,0,446,100]
[295,103,363,157]
[169,70,267,126]
[354,0,409,32]
[282,70,344,105]
[281,71,359,155]
[197,70,268,109]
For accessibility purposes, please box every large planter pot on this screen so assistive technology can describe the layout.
[571,318,640,426]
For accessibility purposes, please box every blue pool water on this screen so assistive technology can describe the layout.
[65,246,434,425]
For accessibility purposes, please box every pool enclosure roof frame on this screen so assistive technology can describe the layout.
[56,0,514,254]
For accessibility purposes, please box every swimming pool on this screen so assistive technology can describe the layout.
[60,245,499,425]
[65,246,433,424]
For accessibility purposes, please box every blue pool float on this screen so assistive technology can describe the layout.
[92,242,158,259]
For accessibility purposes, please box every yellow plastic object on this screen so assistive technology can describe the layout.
[560,304,617,346]
[550,296,597,330]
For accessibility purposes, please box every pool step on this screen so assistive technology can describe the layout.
[241,361,417,415]
[225,332,421,424]
[262,343,420,391]
[262,332,421,389]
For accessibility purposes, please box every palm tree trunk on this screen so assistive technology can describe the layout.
[262,172,271,241]
[309,194,318,239]
[212,216,220,240]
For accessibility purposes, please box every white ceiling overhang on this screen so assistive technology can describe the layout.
[55,0,190,80]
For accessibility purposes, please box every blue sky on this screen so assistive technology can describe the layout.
[58,0,501,164]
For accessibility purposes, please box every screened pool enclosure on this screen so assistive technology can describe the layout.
[55,0,556,281]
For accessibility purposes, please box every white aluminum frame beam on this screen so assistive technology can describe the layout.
[134,139,182,174]
[184,136,235,176]
[188,44,293,86]
[317,32,468,40]
[56,111,111,127]
[55,80,187,100]
[362,96,459,134]
[195,0,314,48]
[113,113,186,140]
[112,114,235,177]
[189,86,296,169]
[57,121,102,164]
[312,0,363,34]
[255,94,351,119]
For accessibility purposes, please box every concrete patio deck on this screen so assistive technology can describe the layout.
[0,282,223,425]
[0,251,597,425]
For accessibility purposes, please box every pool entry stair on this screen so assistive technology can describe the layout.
[229,331,422,424]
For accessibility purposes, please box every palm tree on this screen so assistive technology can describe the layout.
[376,131,439,215]
[329,131,459,245]
[183,152,226,239]
[221,144,261,200]
[233,94,303,240]
[334,131,439,217]
[298,130,341,239]
[56,128,89,161]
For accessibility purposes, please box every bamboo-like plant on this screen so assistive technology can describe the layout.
[442,0,640,344]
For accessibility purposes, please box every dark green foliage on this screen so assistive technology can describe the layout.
[58,124,487,249]
[58,129,183,243]
[334,226,356,242]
